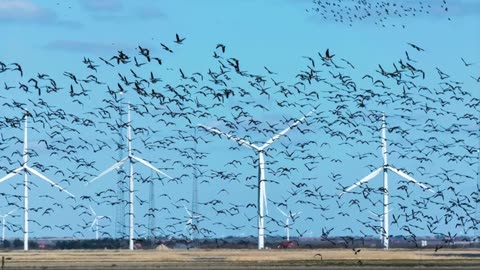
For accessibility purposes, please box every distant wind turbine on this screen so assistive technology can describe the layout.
[199,109,315,249]
[277,207,301,241]
[89,205,110,240]
[1,208,18,243]
[183,205,201,240]
[89,104,173,250]
[368,208,394,242]
[340,113,433,250]
[0,111,75,251]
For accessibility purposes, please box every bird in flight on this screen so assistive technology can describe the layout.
[174,33,186,44]
[216,44,226,53]
[407,42,424,52]
[161,43,173,53]
[461,57,474,67]
[325,49,335,60]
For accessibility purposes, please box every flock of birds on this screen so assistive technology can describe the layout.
[307,0,452,28]
[0,30,478,249]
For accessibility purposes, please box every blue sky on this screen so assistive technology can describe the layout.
[0,0,479,243]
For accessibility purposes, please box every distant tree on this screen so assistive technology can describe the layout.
[12,238,22,249]
[2,240,10,248]
[28,241,38,249]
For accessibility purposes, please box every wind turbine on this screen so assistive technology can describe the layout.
[0,111,75,251]
[89,104,173,250]
[339,113,433,250]
[89,206,110,240]
[277,207,301,241]
[1,208,18,243]
[183,205,196,240]
[199,109,315,249]
[368,208,394,242]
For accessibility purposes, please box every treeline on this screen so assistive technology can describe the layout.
[54,239,131,249]
[2,236,479,250]
[2,239,38,249]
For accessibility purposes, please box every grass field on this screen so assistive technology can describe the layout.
[1,248,479,269]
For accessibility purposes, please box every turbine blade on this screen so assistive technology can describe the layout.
[7,208,18,215]
[183,205,192,217]
[292,211,302,218]
[89,157,128,184]
[24,166,75,197]
[388,166,434,192]
[0,166,24,184]
[198,124,259,150]
[131,156,173,179]
[260,109,315,150]
[277,207,288,217]
[89,205,96,216]
[339,167,383,196]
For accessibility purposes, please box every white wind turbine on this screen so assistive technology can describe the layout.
[89,205,110,240]
[340,113,433,250]
[1,208,18,243]
[199,109,315,249]
[0,111,75,251]
[277,207,301,241]
[183,205,200,240]
[368,208,394,242]
[89,104,173,250]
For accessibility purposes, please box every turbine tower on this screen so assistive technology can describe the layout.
[199,109,315,249]
[115,105,127,240]
[476,147,480,242]
[191,127,199,248]
[340,113,433,250]
[1,208,17,243]
[89,104,173,250]
[0,111,74,251]
[147,177,156,240]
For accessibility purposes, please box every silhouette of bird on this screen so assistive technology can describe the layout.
[174,33,186,44]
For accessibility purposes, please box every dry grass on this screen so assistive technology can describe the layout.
[0,248,479,269]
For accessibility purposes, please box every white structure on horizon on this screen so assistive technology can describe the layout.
[277,207,301,242]
[1,208,18,243]
[0,111,74,251]
[89,104,173,250]
[89,205,109,240]
[340,113,433,250]
[199,109,315,249]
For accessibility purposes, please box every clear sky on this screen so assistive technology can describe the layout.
[0,0,479,243]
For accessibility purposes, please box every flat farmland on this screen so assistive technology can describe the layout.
[1,249,480,269]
